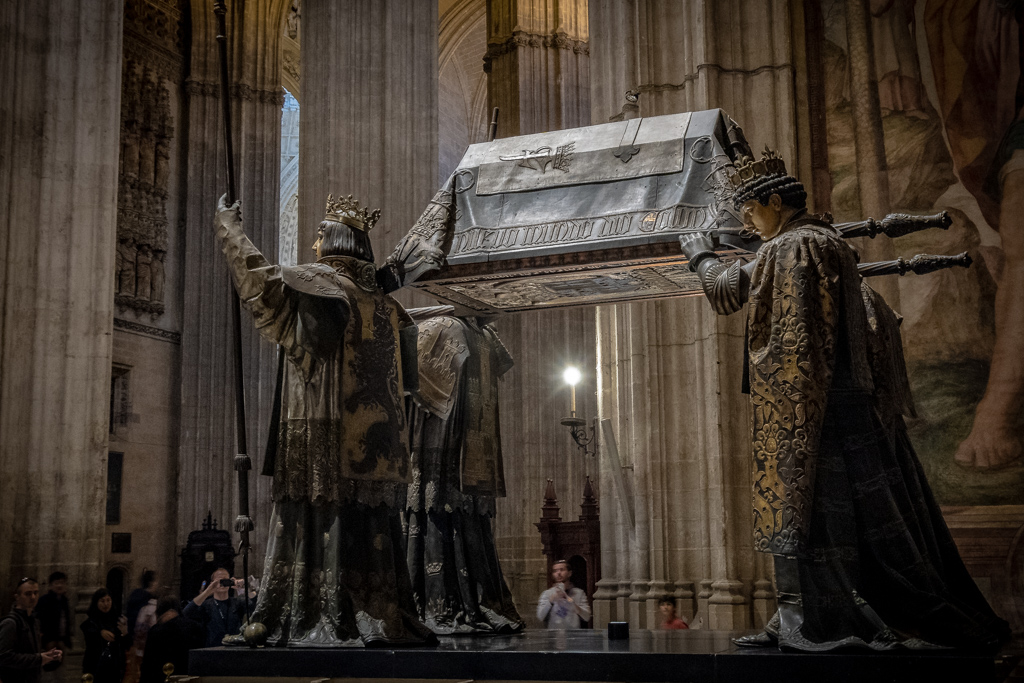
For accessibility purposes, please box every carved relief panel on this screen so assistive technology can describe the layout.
[117,0,182,321]
[116,58,173,319]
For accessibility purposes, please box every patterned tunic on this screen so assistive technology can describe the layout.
[216,221,412,506]
[215,219,434,647]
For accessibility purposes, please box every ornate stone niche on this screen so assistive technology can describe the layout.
[412,109,755,313]
[114,58,173,319]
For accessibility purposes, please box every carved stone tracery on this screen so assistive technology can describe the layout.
[122,0,184,80]
[483,29,590,73]
[116,57,172,318]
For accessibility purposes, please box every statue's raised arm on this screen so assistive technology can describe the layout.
[377,176,458,294]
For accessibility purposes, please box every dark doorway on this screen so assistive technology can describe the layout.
[106,567,126,616]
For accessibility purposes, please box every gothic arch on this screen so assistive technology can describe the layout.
[439,0,489,180]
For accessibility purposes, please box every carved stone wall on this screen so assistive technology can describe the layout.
[282,0,301,99]
[115,59,173,318]
[105,0,188,606]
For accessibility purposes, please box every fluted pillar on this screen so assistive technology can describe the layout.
[589,0,803,630]
[0,0,122,605]
[843,0,899,305]
[298,0,438,296]
[177,0,290,565]
[485,0,590,136]
[483,0,595,627]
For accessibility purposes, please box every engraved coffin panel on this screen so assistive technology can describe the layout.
[412,109,753,313]
[474,114,691,194]
[413,247,749,314]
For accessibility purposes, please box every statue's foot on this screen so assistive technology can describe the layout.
[221,633,247,646]
[733,610,780,647]
[955,423,1023,470]
[733,630,777,647]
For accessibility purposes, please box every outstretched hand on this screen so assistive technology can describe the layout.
[216,193,242,231]
[678,231,715,261]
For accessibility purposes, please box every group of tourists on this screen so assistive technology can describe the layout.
[0,568,249,683]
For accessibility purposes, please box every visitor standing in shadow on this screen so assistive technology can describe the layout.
[125,570,157,637]
[37,572,72,682]
[140,596,204,683]
[80,588,130,683]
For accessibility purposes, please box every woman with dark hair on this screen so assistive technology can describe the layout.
[81,588,131,683]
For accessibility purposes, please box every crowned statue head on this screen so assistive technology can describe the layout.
[313,193,381,262]
[728,146,808,241]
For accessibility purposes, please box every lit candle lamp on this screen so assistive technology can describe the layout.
[563,366,581,416]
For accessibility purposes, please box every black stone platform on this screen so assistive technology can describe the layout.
[189,629,1006,682]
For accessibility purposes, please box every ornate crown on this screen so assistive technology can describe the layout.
[727,145,788,188]
[324,193,381,232]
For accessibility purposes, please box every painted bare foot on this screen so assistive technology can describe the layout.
[955,423,1023,469]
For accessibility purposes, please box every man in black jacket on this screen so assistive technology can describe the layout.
[0,578,62,683]
[181,568,246,647]
[36,572,72,653]
[140,596,204,683]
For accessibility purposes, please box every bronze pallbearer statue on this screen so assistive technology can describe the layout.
[678,148,1011,651]
[214,193,435,647]
[403,309,524,634]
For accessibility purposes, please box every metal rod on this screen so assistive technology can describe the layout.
[488,107,499,142]
[858,251,972,277]
[835,210,952,240]
[214,0,253,624]
[215,1,237,203]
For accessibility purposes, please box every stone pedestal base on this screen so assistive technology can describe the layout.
[189,630,1001,683]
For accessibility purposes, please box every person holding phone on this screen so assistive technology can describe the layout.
[182,568,246,647]
[536,561,590,629]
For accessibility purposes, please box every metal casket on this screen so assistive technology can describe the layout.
[411,108,753,314]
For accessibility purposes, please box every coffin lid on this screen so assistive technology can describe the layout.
[411,108,755,313]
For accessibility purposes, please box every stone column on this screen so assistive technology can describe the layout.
[485,0,590,136]
[177,0,290,566]
[0,0,122,605]
[589,0,800,631]
[298,0,438,303]
[843,0,899,305]
[481,0,595,626]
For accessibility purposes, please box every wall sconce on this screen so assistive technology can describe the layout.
[560,365,595,458]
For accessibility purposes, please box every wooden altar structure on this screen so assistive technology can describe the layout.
[535,477,601,613]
